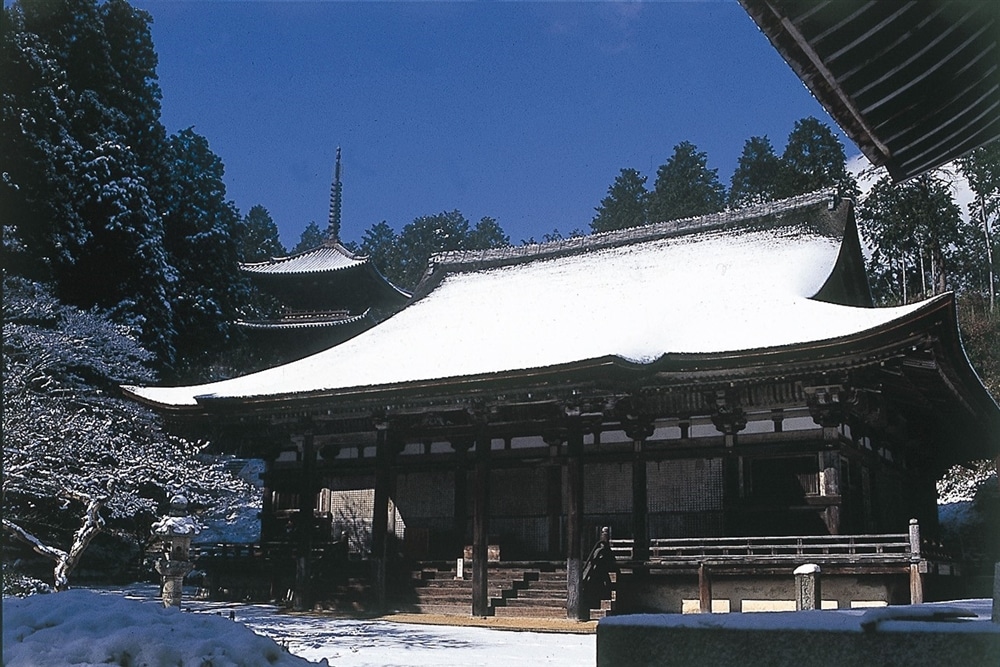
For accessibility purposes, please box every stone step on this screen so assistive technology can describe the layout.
[399,602,473,616]
[417,591,472,603]
[493,605,568,619]
[502,596,567,607]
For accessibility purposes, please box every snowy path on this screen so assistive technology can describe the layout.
[106,586,595,666]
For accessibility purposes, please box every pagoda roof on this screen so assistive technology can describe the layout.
[241,240,367,275]
[125,191,998,445]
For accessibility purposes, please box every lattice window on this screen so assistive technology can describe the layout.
[584,462,632,513]
[647,459,723,512]
[491,467,547,516]
[396,471,454,518]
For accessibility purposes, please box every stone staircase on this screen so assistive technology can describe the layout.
[398,564,618,619]
[397,565,533,616]
[492,568,567,618]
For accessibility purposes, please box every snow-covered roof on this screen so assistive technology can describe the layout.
[128,191,935,408]
[241,241,368,275]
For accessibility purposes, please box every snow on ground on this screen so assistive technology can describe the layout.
[2,589,316,667]
[2,585,595,667]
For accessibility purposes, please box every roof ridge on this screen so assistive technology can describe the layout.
[239,241,368,272]
[425,188,839,273]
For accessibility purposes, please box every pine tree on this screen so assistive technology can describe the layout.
[648,141,726,223]
[2,0,176,364]
[858,172,973,304]
[468,216,511,249]
[779,117,856,199]
[728,136,783,208]
[293,221,325,253]
[240,205,286,263]
[159,128,248,378]
[956,140,1000,311]
[591,168,648,233]
[396,210,472,288]
[359,221,402,284]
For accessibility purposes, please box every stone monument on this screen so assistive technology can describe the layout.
[152,494,200,608]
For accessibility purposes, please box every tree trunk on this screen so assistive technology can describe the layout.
[979,195,995,312]
[2,493,106,591]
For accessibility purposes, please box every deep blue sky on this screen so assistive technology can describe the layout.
[133,1,857,249]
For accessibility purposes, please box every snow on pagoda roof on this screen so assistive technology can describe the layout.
[241,240,368,275]
[128,191,932,408]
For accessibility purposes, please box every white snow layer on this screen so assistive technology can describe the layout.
[1,590,316,667]
[2,588,595,667]
[129,224,931,407]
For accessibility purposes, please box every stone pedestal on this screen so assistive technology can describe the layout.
[155,559,195,608]
[794,563,821,611]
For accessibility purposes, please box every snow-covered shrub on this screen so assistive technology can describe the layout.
[2,276,258,590]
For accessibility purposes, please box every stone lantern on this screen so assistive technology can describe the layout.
[152,494,200,608]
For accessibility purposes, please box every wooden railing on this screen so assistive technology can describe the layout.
[609,533,917,565]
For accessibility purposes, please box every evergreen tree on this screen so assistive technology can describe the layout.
[358,221,402,284]
[98,0,164,170]
[728,136,784,207]
[956,139,1000,311]
[858,172,973,304]
[648,141,726,223]
[159,128,248,378]
[1,0,175,364]
[779,117,856,199]
[591,168,648,233]
[396,210,473,288]
[293,221,325,253]
[239,205,286,263]
[468,216,511,249]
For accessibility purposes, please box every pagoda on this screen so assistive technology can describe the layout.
[238,148,410,362]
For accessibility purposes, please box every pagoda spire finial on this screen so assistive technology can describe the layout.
[327,146,343,242]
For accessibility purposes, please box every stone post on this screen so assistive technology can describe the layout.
[152,495,199,608]
[909,518,924,604]
[698,563,712,614]
[794,563,821,611]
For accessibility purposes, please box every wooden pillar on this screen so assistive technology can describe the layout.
[566,425,586,620]
[712,394,747,536]
[545,432,564,559]
[292,430,317,611]
[371,422,393,612]
[821,451,842,535]
[625,419,654,563]
[452,440,470,560]
[472,428,491,617]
